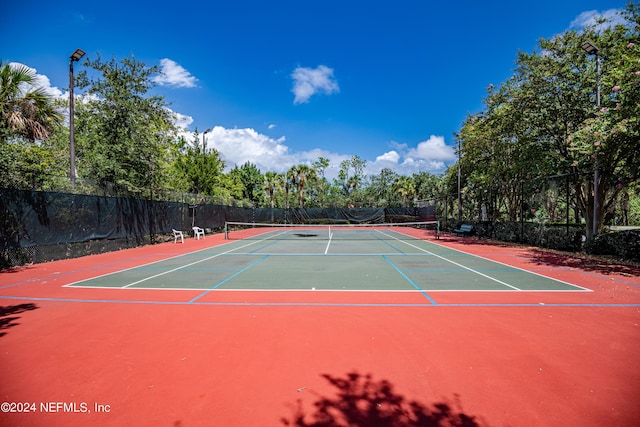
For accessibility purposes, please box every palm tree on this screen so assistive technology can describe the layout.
[289,164,317,208]
[0,61,62,142]
[285,167,297,210]
[263,171,282,209]
[394,176,415,207]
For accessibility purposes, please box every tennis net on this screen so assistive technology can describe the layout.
[224,221,440,240]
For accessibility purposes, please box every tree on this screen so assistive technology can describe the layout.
[263,171,282,208]
[393,176,415,207]
[413,171,442,201]
[311,157,331,207]
[569,5,640,234]
[367,168,399,207]
[0,61,63,142]
[288,164,317,208]
[285,167,297,209]
[312,157,330,179]
[335,155,367,206]
[229,162,263,205]
[74,54,177,195]
[172,131,228,198]
[454,5,639,236]
[0,61,65,189]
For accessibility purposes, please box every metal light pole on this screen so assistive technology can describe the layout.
[581,41,600,237]
[457,138,462,223]
[202,128,211,152]
[69,48,85,185]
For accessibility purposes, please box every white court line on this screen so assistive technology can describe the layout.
[427,237,591,291]
[121,239,270,288]
[378,230,590,292]
[64,239,266,289]
[324,232,333,254]
[63,238,247,288]
[377,230,521,290]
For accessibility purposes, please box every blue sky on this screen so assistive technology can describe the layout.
[1,0,627,179]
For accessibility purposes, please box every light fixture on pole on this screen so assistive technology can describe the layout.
[581,40,600,237]
[203,128,211,152]
[69,48,85,185]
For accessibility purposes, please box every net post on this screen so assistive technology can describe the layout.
[224,222,228,240]
[436,220,440,239]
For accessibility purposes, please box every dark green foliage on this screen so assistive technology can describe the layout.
[74,54,177,193]
[584,230,640,262]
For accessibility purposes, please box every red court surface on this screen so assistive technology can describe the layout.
[1,233,639,426]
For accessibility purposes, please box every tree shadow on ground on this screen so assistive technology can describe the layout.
[0,303,38,338]
[281,371,487,427]
[527,249,640,277]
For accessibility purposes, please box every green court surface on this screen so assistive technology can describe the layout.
[66,229,588,293]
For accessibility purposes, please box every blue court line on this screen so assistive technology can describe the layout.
[188,254,270,303]
[1,295,639,308]
[247,239,281,253]
[382,255,437,305]
[371,232,407,254]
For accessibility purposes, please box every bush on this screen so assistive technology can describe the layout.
[584,230,640,262]
[490,222,583,252]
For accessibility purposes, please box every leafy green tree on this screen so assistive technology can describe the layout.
[455,105,532,221]
[367,168,399,207]
[334,155,367,206]
[172,131,229,198]
[454,4,639,236]
[413,171,442,201]
[569,5,640,233]
[0,142,60,189]
[74,54,178,195]
[311,157,331,207]
[313,157,330,179]
[229,162,263,205]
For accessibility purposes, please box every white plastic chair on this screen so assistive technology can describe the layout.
[172,229,184,244]
[192,226,205,240]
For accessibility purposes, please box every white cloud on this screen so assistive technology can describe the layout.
[171,110,194,129]
[291,65,339,104]
[194,125,350,178]
[198,125,455,179]
[375,150,400,163]
[367,135,456,177]
[209,126,294,170]
[9,63,63,98]
[569,9,626,30]
[406,135,456,162]
[268,123,276,130]
[153,58,197,88]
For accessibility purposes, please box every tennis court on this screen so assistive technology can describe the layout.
[1,224,639,426]
[66,223,588,296]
